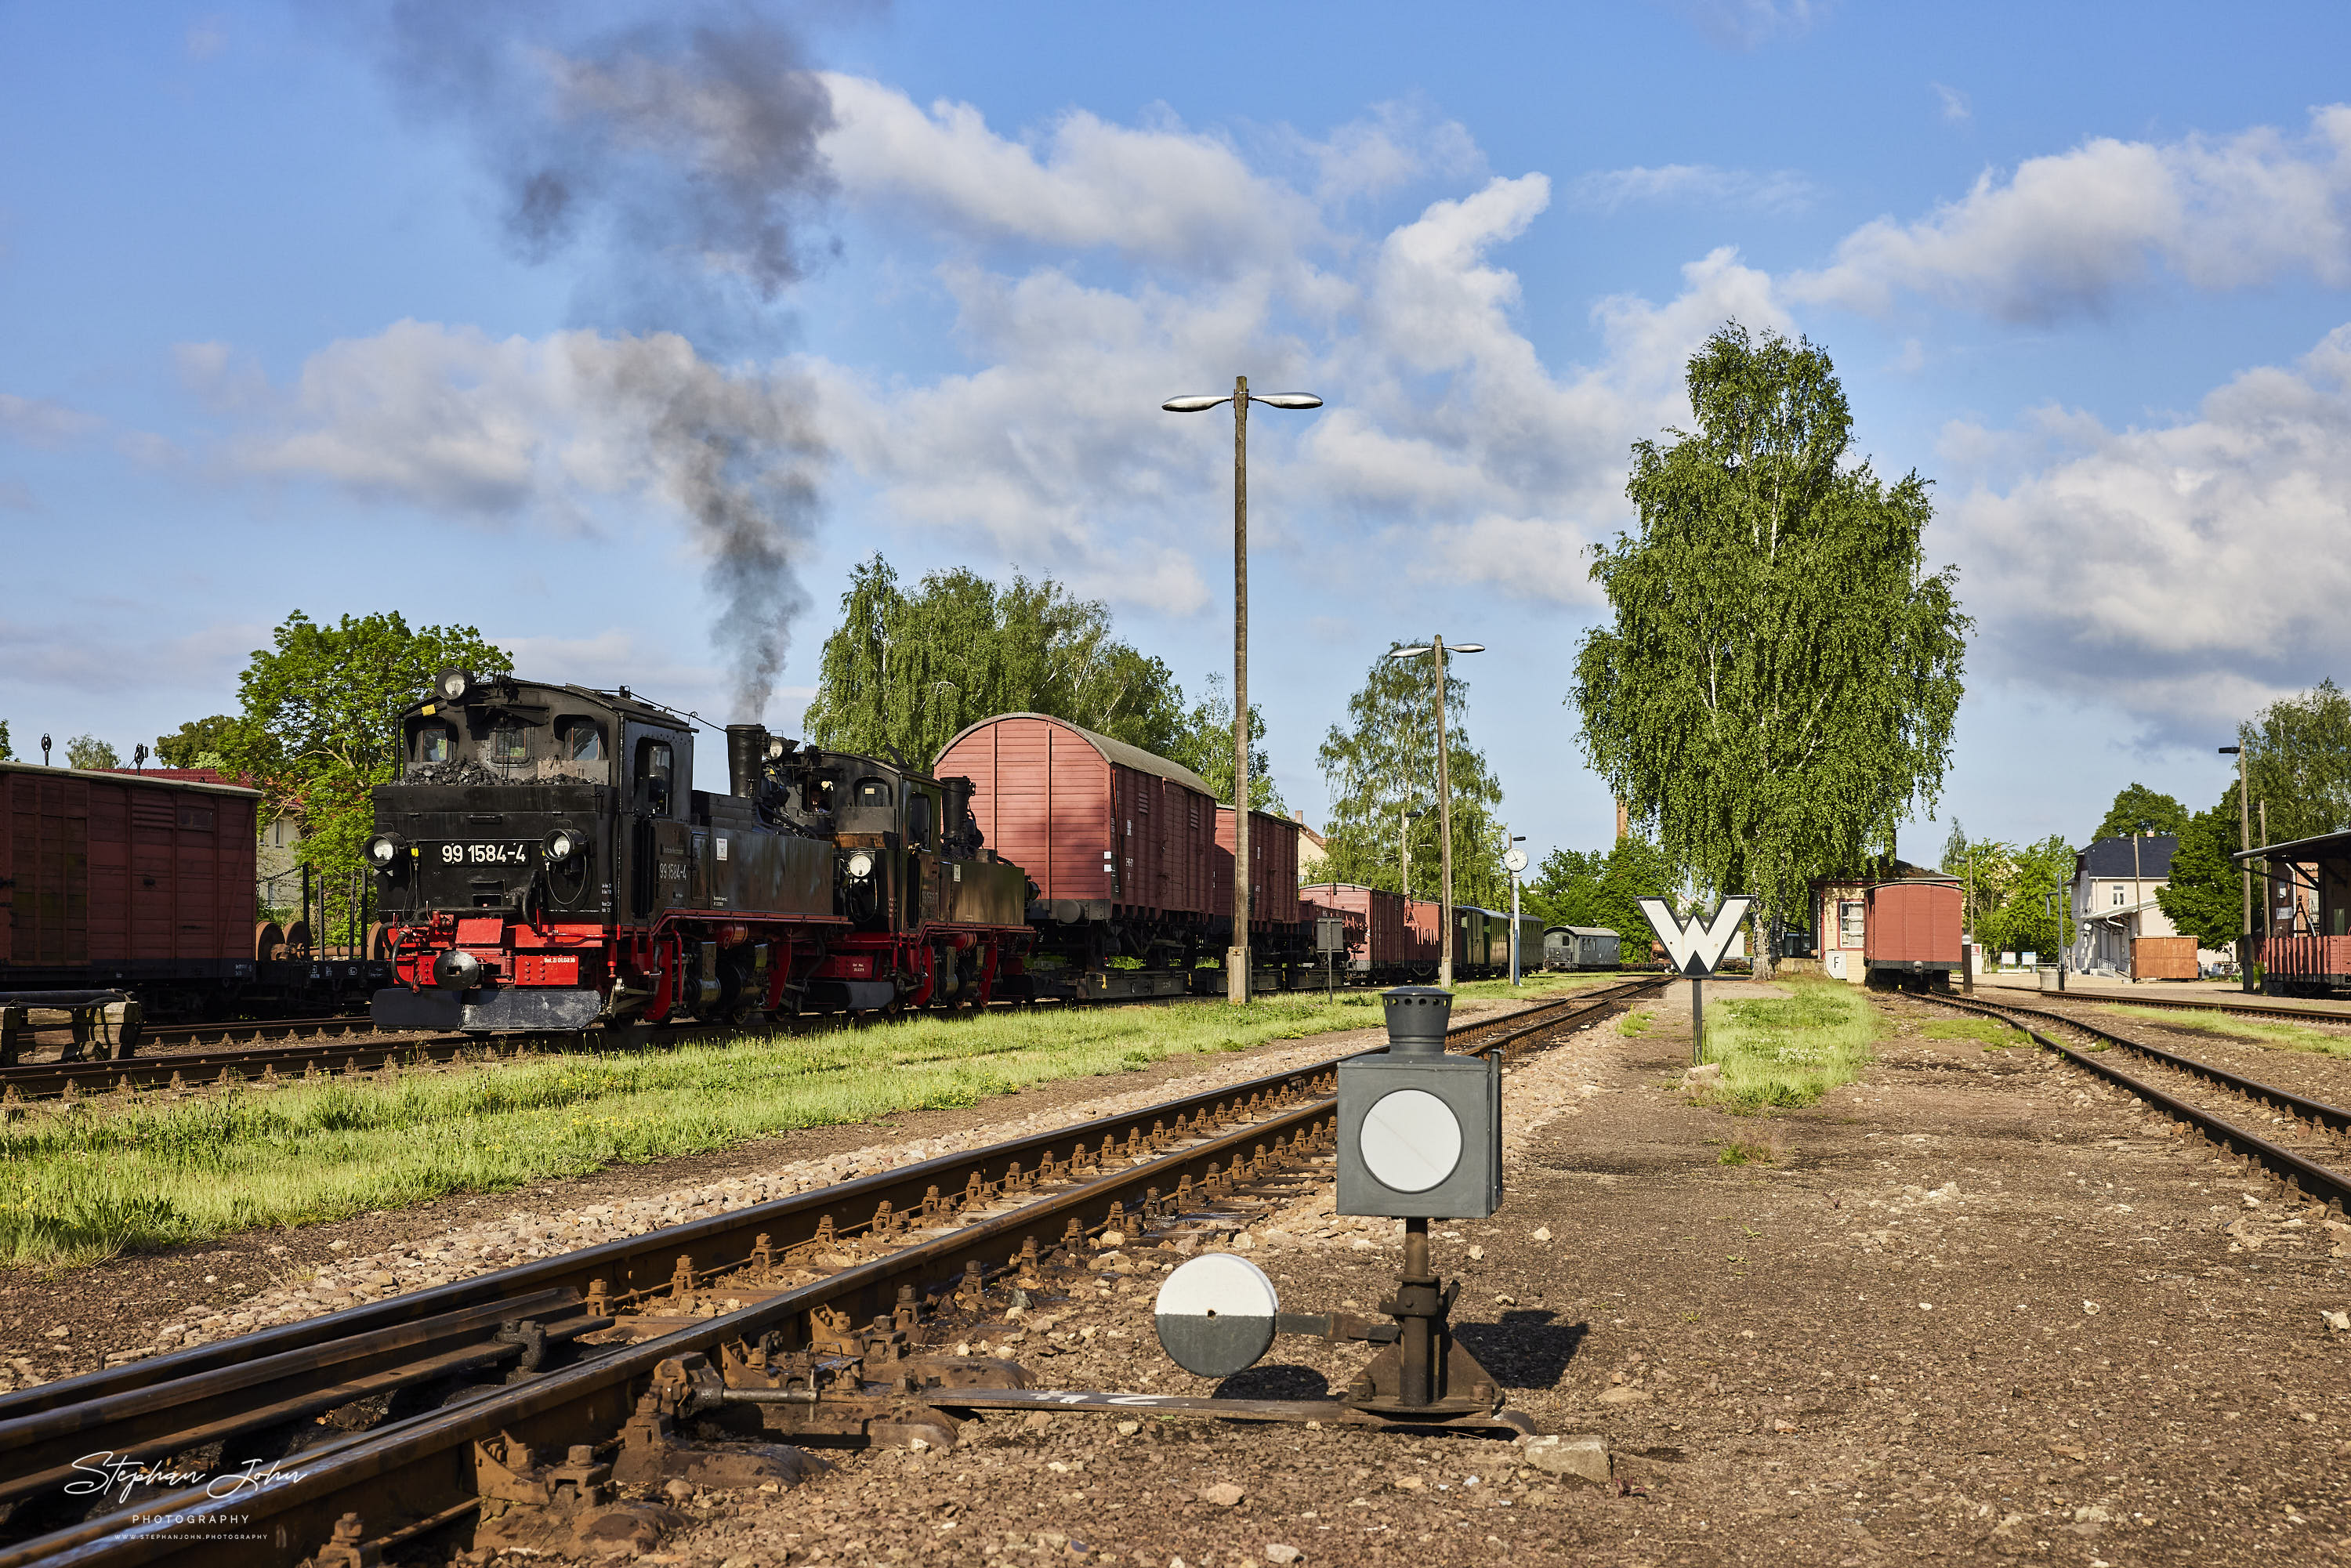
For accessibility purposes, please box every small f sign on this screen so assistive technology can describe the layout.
[1637,896,1754,977]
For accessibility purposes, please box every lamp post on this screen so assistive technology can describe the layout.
[2131,817,2153,981]
[1398,804,1426,900]
[1504,832,1527,986]
[1389,636,1485,988]
[1163,377,1323,1004]
[2219,745,2250,990]
[41,733,51,767]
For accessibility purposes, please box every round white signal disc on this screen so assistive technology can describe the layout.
[1153,1252,1280,1378]
[1358,1088,1463,1193]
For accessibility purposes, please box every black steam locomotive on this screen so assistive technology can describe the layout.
[368,671,1032,1034]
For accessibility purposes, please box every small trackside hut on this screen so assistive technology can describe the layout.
[2236,831,2351,997]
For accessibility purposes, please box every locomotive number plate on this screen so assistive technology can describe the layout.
[437,842,538,866]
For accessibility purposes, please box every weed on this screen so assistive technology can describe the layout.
[2099,1005,2351,1060]
[1716,1142,1774,1166]
[1621,1010,1654,1037]
[1697,978,1880,1113]
[1920,1018,2027,1050]
[0,990,1397,1269]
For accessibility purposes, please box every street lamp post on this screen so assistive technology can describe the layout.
[1164,377,1323,1004]
[2219,745,2250,990]
[1389,636,1485,988]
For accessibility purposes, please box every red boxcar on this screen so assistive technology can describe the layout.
[936,713,1220,924]
[1215,806,1301,934]
[0,762,259,1005]
[1864,878,1962,986]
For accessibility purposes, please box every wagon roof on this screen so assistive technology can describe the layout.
[0,759,261,798]
[2233,829,2351,866]
[934,712,1214,796]
[1549,925,1619,937]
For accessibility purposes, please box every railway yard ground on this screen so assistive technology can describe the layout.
[5,976,2350,1566]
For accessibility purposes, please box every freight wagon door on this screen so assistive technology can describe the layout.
[11,773,89,965]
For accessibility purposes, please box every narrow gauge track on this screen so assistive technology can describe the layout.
[1986,985,2351,1030]
[0,975,1647,1103]
[1911,990,2351,1210]
[0,976,1663,1568]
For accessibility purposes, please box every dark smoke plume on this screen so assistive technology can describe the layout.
[370,1,842,716]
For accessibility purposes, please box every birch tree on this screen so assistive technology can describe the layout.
[1571,324,1969,976]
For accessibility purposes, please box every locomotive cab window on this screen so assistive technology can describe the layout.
[490,720,531,766]
[854,777,893,807]
[907,791,935,850]
[558,718,605,762]
[415,723,453,765]
[636,739,676,812]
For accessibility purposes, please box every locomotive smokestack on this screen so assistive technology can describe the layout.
[726,724,771,800]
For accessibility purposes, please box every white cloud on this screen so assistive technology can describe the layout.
[1932,84,1971,125]
[0,393,102,447]
[1793,106,2351,322]
[1670,0,1829,50]
[1948,322,2351,731]
[1567,163,1815,214]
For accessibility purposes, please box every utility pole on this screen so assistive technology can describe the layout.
[1387,636,1484,990]
[2220,745,2250,990]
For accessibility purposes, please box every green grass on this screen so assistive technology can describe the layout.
[1697,978,1882,1113]
[0,992,1402,1270]
[1920,1017,2030,1050]
[1447,969,1633,1002]
[1620,1009,1655,1037]
[2098,1005,2351,1059]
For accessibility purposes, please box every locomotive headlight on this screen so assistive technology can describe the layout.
[543,827,583,863]
[366,832,402,868]
[435,667,473,703]
[845,850,875,880]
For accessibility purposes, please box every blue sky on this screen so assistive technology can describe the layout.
[5,1,2349,868]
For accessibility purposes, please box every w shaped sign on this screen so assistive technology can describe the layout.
[1637,896,1755,977]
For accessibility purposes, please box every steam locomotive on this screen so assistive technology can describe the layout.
[368,671,1032,1034]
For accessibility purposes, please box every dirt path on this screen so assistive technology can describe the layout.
[647,987,2351,1567]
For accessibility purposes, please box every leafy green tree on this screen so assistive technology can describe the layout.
[804,555,1190,769]
[1940,820,2024,940]
[1527,835,1683,952]
[1315,648,1505,911]
[2156,784,2248,949]
[2090,784,2190,843]
[1571,324,1969,978]
[2241,678,2351,843]
[229,611,512,931]
[0,719,11,760]
[65,734,119,770]
[1166,673,1281,812]
[1972,834,2075,961]
[156,715,246,770]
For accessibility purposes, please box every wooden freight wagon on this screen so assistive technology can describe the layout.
[935,714,1220,993]
[1213,806,1302,935]
[0,762,259,1017]
[1299,882,1435,979]
[1862,878,1962,988]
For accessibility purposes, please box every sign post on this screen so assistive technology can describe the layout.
[1637,896,1754,1066]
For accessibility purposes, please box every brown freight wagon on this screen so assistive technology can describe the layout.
[1862,878,1962,988]
[1299,882,1423,977]
[0,762,259,1016]
[1214,806,1301,936]
[935,714,1220,990]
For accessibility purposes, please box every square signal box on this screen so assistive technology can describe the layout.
[1336,987,1502,1219]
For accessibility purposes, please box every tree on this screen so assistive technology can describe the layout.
[1315,648,1505,911]
[1940,820,2023,940]
[1571,324,1969,979]
[802,555,1190,768]
[156,715,246,770]
[2241,678,2351,843]
[65,734,119,770]
[1970,834,2074,961]
[2156,784,2247,949]
[1166,673,1282,812]
[0,719,11,761]
[229,611,512,929]
[2090,784,2189,844]
[1527,835,1683,949]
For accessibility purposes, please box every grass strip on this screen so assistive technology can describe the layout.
[1700,977,1882,1113]
[1919,1018,2030,1050]
[0,991,1416,1269]
[2097,1005,2351,1059]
